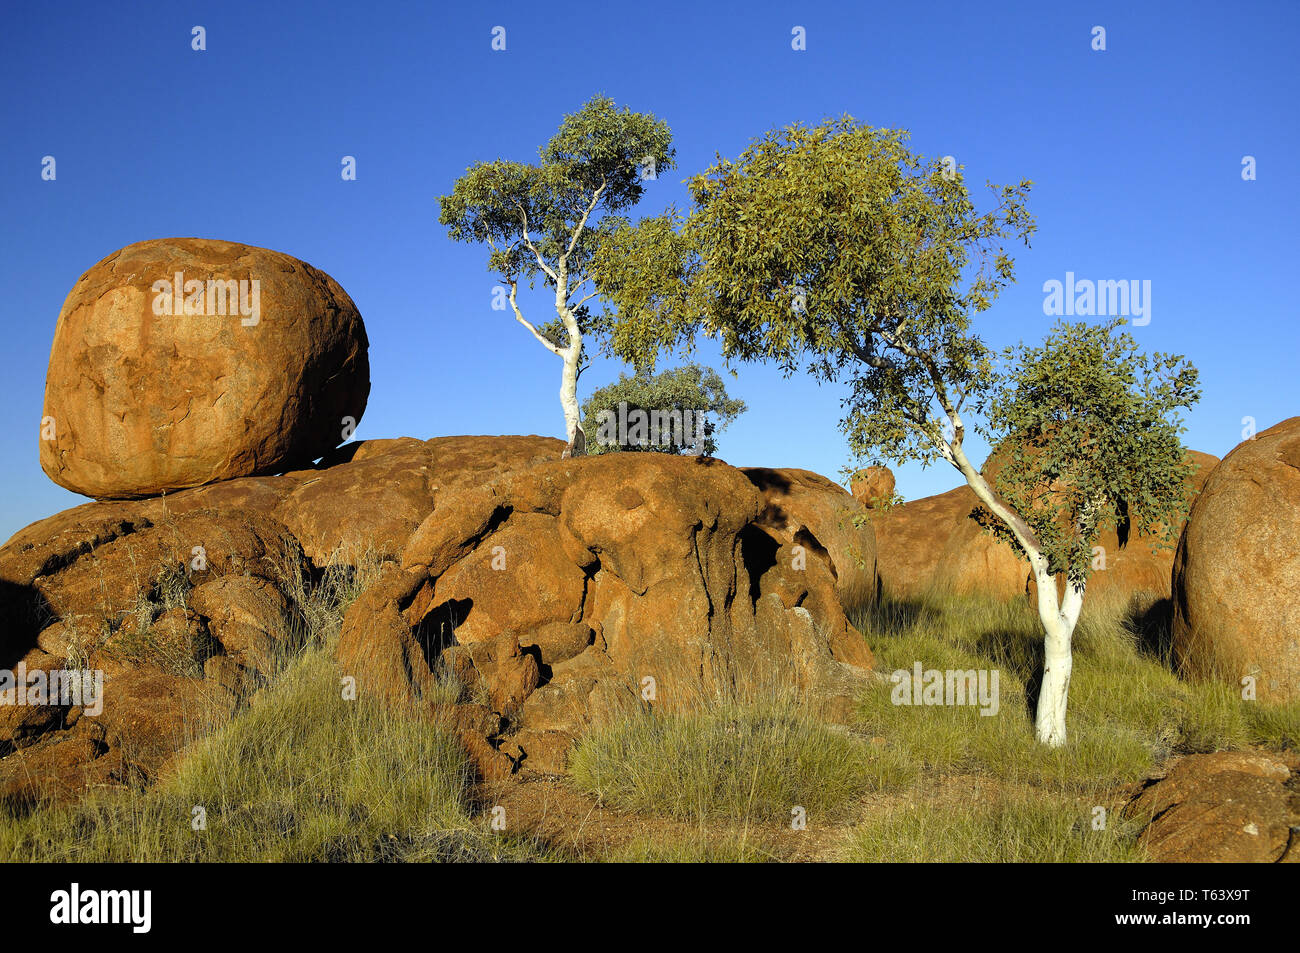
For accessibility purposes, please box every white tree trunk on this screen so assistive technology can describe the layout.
[1031,564,1082,747]
[559,336,585,458]
[1034,607,1073,747]
[947,436,1083,748]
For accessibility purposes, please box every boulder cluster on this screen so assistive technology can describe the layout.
[1,239,879,800]
[339,455,876,777]
[3,237,1297,824]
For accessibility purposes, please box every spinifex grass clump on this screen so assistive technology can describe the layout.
[0,644,513,861]
[569,684,914,825]
[842,787,1148,863]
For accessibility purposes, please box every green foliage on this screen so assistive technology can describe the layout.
[581,363,746,455]
[598,115,1201,619]
[589,209,698,364]
[979,319,1201,582]
[597,118,1034,459]
[438,96,677,451]
[437,95,675,348]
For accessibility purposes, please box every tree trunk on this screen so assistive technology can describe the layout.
[948,442,1083,748]
[1031,565,1079,747]
[559,339,585,458]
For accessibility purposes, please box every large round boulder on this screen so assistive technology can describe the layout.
[873,483,1026,601]
[40,238,370,499]
[1172,418,1300,702]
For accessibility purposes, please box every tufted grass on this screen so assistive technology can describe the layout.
[853,588,1299,792]
[568,684,916,825]
[840,786,1148,862]
[0,633,554,862]
[4,546,1294,863]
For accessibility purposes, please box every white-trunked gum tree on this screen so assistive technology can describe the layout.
[439,96,675,457]
[597,118,1200,746]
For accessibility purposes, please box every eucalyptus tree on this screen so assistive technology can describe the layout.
[597,118,1199,745]
[439,96,674,456]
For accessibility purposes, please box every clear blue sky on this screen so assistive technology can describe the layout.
[2,1,1296,543]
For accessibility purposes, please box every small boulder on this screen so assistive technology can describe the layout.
[1124,751,1300,862]
[851,466,895,508]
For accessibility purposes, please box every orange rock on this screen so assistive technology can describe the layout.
[40,238,370,499]
[874,483,1026,601]
[1173,418,1300,701]
[742,467,879,613]
[876,448,1216,606]
[1124,751,1300,862]
[850,466,895,508]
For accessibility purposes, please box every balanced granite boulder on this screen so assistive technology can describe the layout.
[40,238,370,499]
[1172,418,1300,702]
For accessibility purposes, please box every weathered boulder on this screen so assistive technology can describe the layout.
[338,453,875,776]
[742,467,878,614]
[4,435,873,795]
[1173,418,1300,701]
[275,435,562,565]
[1123,751,1300,862]
[874,484,1026,601]
[0,503,291,800]
[40,238,370,499]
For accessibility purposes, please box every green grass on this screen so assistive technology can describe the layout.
[568,689,916,825]
[0,640,548,862]
[606,829,779,863]
[853,589,1299,792]
[841,788,1147,862]
[6,548,1296,862]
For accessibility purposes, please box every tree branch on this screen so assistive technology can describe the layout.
[514,201,560,286]
[508,281,564,357]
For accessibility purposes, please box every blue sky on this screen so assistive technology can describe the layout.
[2,0,1296,543]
